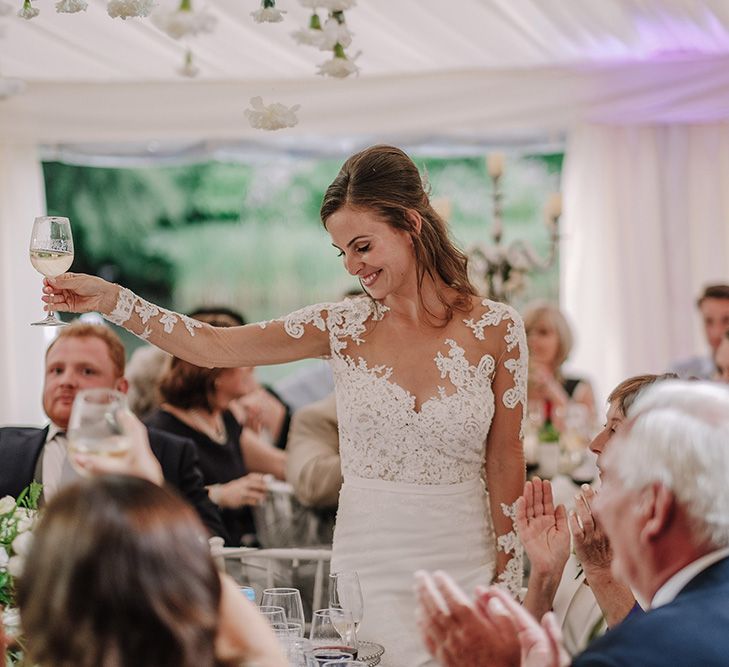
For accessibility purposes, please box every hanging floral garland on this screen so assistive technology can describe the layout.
[292,0,358,78]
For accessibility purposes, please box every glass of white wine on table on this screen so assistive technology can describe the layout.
[29,215,73,326]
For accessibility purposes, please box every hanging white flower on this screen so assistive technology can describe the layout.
[17,0,39,19]
[0,496,15,515]
[177,49,199,78]
[251,6,285,23]
[0,1,13,16]
[0,546,8,569]
[151,0,216,40]
[317,50,359,78]
[244,96,300,131]
[291,11,323,46]
[15,507,34,533]
[318,15,352,50]
[107,0,154,20]
[55,0,88,12]
[291,26,323,46]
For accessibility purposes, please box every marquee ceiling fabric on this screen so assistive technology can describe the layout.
[2,0,729,141]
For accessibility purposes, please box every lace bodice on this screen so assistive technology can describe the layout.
[273,296,526,485]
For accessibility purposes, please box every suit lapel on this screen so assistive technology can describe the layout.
[0,426,48,498]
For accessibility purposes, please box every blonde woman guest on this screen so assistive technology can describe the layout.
[523,300,596,430]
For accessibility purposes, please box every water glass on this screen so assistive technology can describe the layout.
[309,608,357,658]
[261,587,305,636]
[258,605,287,627]
[67,388,131,476]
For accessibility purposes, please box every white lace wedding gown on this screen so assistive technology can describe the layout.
[104,291,526,667]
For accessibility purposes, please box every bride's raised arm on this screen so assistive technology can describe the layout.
[483,304,528,596]
[43,273,331,368]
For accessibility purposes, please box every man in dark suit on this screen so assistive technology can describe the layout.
[417,380,729,667]
[0,322,227,542]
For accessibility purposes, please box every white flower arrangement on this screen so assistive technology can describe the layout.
[17,0,39,20]
[55,0,88,13]
[151,0,216,40]
[251,0,285,23]
[107,0,154,20]
[244,96,300,131]
[0,483,41,609]
[312,7,359,78]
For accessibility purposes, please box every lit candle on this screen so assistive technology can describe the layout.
[545,192,562,222]
[487,153,505,179]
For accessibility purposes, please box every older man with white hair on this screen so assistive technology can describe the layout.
[417,380,729,667]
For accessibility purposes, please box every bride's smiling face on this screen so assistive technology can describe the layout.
[326,205,416,299]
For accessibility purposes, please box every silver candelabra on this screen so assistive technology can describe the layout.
[468,154,561,304]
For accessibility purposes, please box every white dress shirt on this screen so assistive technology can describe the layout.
[651,547,729,609]
[42,424,80,502]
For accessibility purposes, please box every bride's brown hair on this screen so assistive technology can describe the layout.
[320,145,477,323]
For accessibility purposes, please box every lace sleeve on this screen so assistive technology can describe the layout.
[469,300,527,597]
[103,286,331,368]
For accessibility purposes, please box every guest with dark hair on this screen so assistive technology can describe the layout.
[146,312,286,546]
[16,475,285,667]
[188,306,293,450]
[671,283,729,379]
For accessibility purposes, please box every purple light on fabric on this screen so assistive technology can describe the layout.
[576,6,729,62]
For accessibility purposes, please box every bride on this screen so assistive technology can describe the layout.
[43,145,526,666]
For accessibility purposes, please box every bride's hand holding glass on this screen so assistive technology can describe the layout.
[42,272,118,316]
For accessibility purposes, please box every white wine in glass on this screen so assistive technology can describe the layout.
[29,215,73,326]
[67,388,131,477]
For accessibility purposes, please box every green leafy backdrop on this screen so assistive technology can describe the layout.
[43,153,561,381]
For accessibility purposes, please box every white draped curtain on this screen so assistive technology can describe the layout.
[0,143,50,426]
[562,123,729,404]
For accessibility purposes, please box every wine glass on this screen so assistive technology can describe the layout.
[261,587,305,637]
[329,571,364,632]
[66,388,131,476]
[29,215,74,326]
[309,608,357,658]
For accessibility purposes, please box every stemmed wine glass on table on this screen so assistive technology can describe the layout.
[29,215,73,326]
[329,571,364,633]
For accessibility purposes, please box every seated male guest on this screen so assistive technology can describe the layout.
[0,322,227,541]
[285,393,341,509]
[417,380,729,666]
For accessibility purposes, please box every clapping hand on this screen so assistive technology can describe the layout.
[570,484,612,573]
[476,586,570,667]
[415,570,520,667]
[516,477,570,578]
